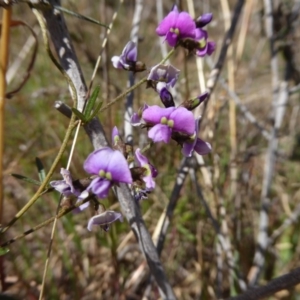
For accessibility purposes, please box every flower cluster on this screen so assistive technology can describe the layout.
[156,5,215,57]
[51,5,215,233]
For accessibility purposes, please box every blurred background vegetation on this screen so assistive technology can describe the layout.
[1,0,300,299]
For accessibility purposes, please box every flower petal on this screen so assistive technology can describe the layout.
[194,139,212,155]
[176,12,196,38]
[87,210,123,231]
[156,11,179,36]
[148,124,172,143]
[182,141,195,157]
[87,177,111,198]
[111,56,123,69]
[170,107,195,135]
[142,105,175,124]
[107,150,133,183]
[122,41,137,62]
[84,147,114,175]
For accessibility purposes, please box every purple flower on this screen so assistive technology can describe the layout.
[50,168,89,211]
[135,149,157,190]
[182,118,212,157]
[147,64,179,107]
[111,41,146,72]
[142,105,195,143]
[148,64,180,88]
[156,6,196,47]
[84,147,133,198]
[87,210,123,231]
[194,28,215,57]
[195,13,213,28]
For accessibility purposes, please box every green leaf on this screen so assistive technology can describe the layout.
[0,247,9,256]
[71,108,87,122]
[84,86,100,119]
[11,174,41,186]
[86,99,103,121]
[53,5,109,29]
[35,157,46,182]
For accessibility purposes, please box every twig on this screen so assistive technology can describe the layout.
[228,267,300,300]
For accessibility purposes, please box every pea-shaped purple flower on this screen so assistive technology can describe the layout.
[142,106,195,143]
[156,5,196,47]
[84,147,133,198]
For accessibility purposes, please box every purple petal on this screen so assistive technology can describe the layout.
[148,124,172,143]
[170,107,195,135]
[194,138,212,155]
[195,28,208,40]
[165,31,179,47]
[182,141,195,157]
[196,13,213,28]
[50,180,72,197]
[135,148,148,166]
[176,12,196,38]
[122,41,137,62]
[87,177,111,198]
[131,112,142,126]
[159,87,175,108]
[142,106,175,124]
[198,92,208,104]
[172,4,179,13]
[111,56,123,69]
[84,147,114,175]
[156,11,179,36]
[107,150,133,183]
[207,41,216,55]
[87,210,123,231]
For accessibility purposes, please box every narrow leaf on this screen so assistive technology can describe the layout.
[11,174,41,186]
[53,5,109,29]
[84,86,100,119]
[71,108,87,122]
[86,100,103,122]
[35,157,46,182]
[0,247,9,257]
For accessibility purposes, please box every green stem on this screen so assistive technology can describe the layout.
[0,196,93,248]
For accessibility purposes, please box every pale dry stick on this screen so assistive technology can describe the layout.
[235,0,255,67]
[247,0,284,286]
[189,166,247,292]
[41,2,175,298]
[124,0,143,144]
[228,267,300,300]
[6,26,39,85]
[156,0,168,58]
[221,0,238,207]
[0,6,11,224]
